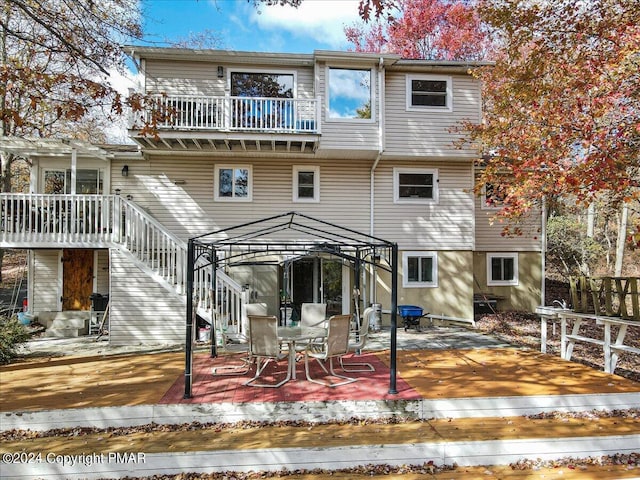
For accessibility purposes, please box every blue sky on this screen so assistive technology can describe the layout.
[139,0,363,53]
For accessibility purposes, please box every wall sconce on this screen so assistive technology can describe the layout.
[121,165,129,177]
[217,66,224,78]
[126,194,133,201]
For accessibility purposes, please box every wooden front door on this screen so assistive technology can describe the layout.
[62,249,93,310]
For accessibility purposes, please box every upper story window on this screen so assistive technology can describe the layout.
[394,168,439,204]
[406,75,452,112]
[487,253,518,286]
[403,251,438,288]
[327,67,373,121]
[481,183,506,210]
[43,169,104,194]
[230,71,294,98]
[214,165,252,202]
[293,165,319,203]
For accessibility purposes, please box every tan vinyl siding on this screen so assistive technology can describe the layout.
[95,249,109,294]
[108,249,184,346]
[473,251,542,311]
[316,61,380,152]
[475,196,543,251]
[376,250,474,322]
[123,156,372,239]
[144,59,225,96]
[31,250,60,313]
[384,71,480,158]
[373,160,474,250]
[143,59,315,99]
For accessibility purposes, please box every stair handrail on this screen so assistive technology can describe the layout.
[120,197,245,328]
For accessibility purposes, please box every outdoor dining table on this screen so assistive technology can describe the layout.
[277,325,327,381]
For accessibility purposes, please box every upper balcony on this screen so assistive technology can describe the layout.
[129,94,321,155]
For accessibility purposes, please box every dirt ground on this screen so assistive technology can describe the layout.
[475,311,640,384]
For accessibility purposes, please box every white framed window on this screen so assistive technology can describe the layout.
[394,168,439,204]
[406,75,452,112]
[403,251,438,288]
[214,165,252,202]
[481,183,506,210]
[293,165,319,202]
[326,67,374,122]
[487,253,518,286]
[43,169,104,194]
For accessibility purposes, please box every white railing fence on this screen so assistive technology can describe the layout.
[140,94,319,133]
[0,193,245,327]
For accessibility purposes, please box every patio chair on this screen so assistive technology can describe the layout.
[212,330,252,376]
[244,315,290,388]
[303,314,357,387]
[339,307,375,372]
[300,303,327,327]
[211,307,254,376]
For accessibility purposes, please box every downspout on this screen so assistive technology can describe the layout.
[541,197,547,306]
[370,57,385,304]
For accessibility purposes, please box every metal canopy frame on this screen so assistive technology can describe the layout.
[184,211,399,397]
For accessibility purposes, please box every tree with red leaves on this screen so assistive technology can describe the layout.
[459,0,639,220]
[346,0,491,61]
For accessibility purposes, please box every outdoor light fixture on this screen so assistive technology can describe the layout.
[114,189,121,195]
[217,66,224,78]
[121,165,129,177]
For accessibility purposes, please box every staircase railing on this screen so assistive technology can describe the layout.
[0,193,246,327]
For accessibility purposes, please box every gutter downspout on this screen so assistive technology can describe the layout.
[370,57,385,304]
[541,197,547,306]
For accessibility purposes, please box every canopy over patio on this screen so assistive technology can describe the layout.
[184,211,399,397]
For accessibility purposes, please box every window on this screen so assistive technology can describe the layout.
[293,166,319,202]
[487,253,518,286]
[230,70,295,129]
[214,165,252,202]
[230,71,294,98]
[406,75,452,111]
[482,183,506,210]
[327,67,373,121]
[394,168,438,204]
[43,169,103,194]
[403,251,438,288]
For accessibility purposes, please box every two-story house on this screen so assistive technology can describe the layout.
[0,47,543,346]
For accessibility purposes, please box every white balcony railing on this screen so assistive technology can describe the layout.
[136,94,319,134]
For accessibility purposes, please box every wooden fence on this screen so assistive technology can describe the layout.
[569,276,640,321]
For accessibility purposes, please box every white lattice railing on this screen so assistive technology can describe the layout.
[137,94,319,134]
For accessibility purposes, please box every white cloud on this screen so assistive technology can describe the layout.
[249,0,362,50]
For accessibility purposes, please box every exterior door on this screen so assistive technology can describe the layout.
[288,257,344,318]
[62,249,93,310]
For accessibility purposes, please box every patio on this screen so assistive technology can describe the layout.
[2,326,640,479]
[2,326,639,419]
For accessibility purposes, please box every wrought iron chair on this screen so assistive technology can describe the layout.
[244,315,289,388]
[303,314,357,387]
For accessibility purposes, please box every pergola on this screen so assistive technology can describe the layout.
[184,211,399,397]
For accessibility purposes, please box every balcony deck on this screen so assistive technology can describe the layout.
[129,94,321,154]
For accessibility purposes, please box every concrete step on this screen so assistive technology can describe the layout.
[43,313,89,337]
[44,326,87,337]
[2,413,638,479]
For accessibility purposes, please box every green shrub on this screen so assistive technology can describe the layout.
[0,315,31,364]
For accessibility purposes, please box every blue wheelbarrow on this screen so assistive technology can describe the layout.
[398,305,428,332]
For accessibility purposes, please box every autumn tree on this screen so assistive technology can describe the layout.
[345,0,491,60]
[462,0,639,216]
